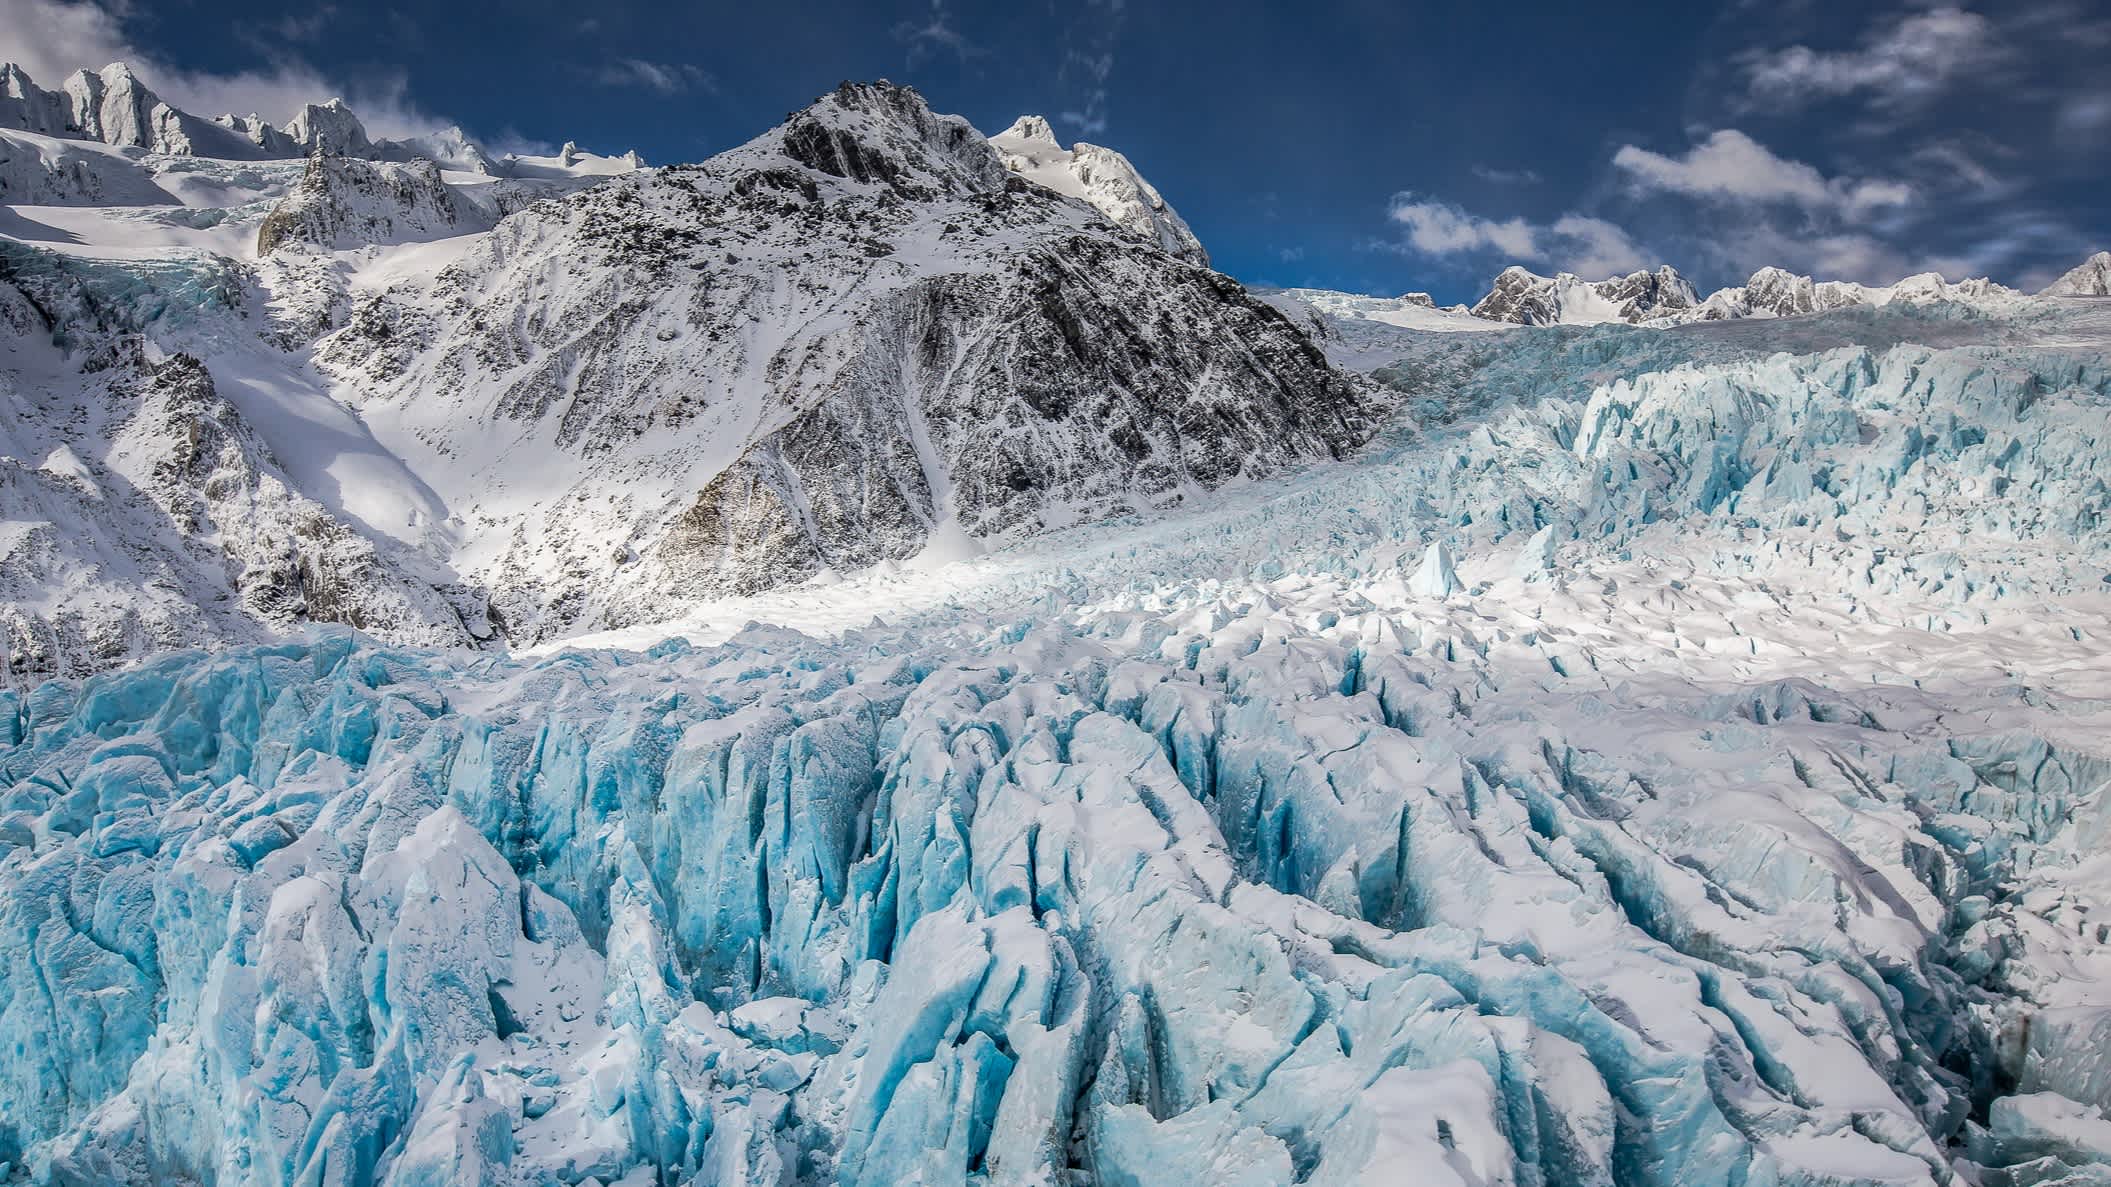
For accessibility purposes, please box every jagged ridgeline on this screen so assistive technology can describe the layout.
[1,74,1380,675]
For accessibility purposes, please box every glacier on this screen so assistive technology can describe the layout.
[4,292,2111,1184]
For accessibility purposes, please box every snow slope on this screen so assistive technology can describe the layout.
[988,114,1208,264]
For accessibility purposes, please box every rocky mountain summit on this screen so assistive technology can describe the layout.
[1684,266,2023,321]
[4,60,387,160]
[2042,250,2111,296]
[315,81,1373,640]
[988,114,1209,264]
[1470,264,1698,325]
[0,75,1374,674]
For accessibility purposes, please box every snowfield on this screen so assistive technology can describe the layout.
[4,67,2111,1187]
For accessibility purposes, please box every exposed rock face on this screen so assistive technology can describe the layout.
[0,308,478,681]
[318,81,1377,640]
[281,98,373,156]
[2042,251,2111,297]
[126,353,477,643]
[1471,264,1697,325]
[257,154,485,255]
[0,62,69,133]
[1593,265,1698,320]
[989,114,1209,264]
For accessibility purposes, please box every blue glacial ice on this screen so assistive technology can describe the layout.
[2,308,2110,1185]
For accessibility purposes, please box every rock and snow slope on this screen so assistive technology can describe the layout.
[2043,251,2111,297]
[1278,262,2032,338]
[1,76,1365,674]
[987,114,1209,264]
[1471,263,1701,325]
[313,82,1370,642]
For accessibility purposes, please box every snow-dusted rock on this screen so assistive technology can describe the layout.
[1472,264,1698,325]
[2042,250,2111,297]
[257,154,486,254]
[0,59,642,177]
[1677,266,2025,324]
[283,97,373,156]
[989,114,1208,264]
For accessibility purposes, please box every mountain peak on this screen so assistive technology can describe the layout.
[987,110,1208,264]
[1000,114,1060,146]
[770,79,1009,196]
[1471,264,1693,325]
[284,98,372,156]
[2041,250,2111,297]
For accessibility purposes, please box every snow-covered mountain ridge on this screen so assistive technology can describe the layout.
[308,81,1372,643]
[1,75,1370,675]
[1,59,641,174]
[1277,259,2059,336]
[987,115,1208,264]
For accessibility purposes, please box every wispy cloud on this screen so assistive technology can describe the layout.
[1612,130,1912,221]
[265,5,337,46]
[1055,0,1123,139]
[894,0,984,66]
[1058,50,1115,136]
[589,57,715,96]
[1471,164,1542,186]
[1737,6,1999,111]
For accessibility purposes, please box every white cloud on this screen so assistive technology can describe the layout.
[1548,215,1650,278]
[1708,225,1930,286]
[1739,6,1998,109]
[590,58,714,96]
[0,0,445,137]
[1386,196,1651,278]
[1389,196,1539,258]
[1613,130,1912,220]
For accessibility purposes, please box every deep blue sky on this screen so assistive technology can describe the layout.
[5,0,2105,301]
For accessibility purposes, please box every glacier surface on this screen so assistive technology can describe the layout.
[4,294,2111,1185]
